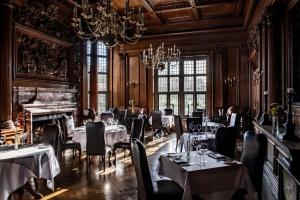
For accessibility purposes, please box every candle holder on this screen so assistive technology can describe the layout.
[283,88,297,140]
[260,91,271,125]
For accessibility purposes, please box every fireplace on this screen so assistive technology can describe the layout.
[13,86,77,143]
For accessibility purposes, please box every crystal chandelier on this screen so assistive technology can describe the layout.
[71,0,146,47]
[142,43,181,70]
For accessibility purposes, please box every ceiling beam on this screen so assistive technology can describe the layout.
[140,0,163,24]
[188,0,200,21]
[196,0,237,8]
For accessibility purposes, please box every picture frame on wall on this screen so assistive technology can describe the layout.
[13,23,72,82]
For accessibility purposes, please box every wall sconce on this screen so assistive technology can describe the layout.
[224,76,238,87]
[127,80,137,88]
[253,70,263,85]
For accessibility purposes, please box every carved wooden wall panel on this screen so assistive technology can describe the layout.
[14,24,71,82]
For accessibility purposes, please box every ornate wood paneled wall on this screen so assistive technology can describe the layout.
[110,28,250,116]
[0,0,82,123]
[248,0,298,121]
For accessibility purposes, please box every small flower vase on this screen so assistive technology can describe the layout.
[272,116,279,134]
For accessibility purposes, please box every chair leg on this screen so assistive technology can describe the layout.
[86,156,90,174]
[102,155,105,172]
[78,148,82,161]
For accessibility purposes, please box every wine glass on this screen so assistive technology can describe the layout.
[196,123,202,133]
[0,136,6,148]
[200,143,208,163]
[189,122,195,134]
[191,137,200,151]
[21,132,27,146]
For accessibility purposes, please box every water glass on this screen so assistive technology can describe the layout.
[0,136,6,147]
[21,132,27,146]
[196,123,202,133]
[200,143,208,163]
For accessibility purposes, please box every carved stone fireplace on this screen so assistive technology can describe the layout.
[13,86,77,143]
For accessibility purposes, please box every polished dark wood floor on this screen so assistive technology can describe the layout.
[20,132,275,200]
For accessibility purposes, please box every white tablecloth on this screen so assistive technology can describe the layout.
[157,151,256,200]
[149,115,175,127]
[0,145,60,200]
[72,125,128,151]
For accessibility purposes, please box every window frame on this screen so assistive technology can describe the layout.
[154,56,209,116]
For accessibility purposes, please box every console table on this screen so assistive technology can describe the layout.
[253,121,300,199]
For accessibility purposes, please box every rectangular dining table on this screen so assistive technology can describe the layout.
[0,144,60,200]
[157,151,257,200]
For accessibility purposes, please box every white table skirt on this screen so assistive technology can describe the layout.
[72,125,128,151]
[149,115,175,127]
[157,151,257,200]
[0,145,60,200]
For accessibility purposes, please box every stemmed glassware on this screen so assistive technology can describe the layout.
[200,143,208,163]
[21,132,27,146]
[192,137,200,151]
[0,136,6,148]
[189,122,195,134]
[196,124,202,133]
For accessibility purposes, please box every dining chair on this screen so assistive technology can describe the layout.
[42,124,61,157]
[100,112,114,121]
[215,126,237,159]
[150,110,165,137]
[120,109,128,128]
[86,121,111,173]
[60,116,81,161]
[138,114,147,142]
[113,118,144,158]
[174,115,184,152]
[131,139,183,200]
[229,113,239,127]
[192,111,202,117]
[112,108,120,121]
[186,117,202,133]
[164,108,173,116]
[240,131,267,200]
[61,115,76,139]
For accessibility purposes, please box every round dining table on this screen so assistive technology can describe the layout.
[72,124,128,151]
[0,144,60,200]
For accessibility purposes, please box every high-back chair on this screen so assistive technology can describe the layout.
[113,118,144,158]
[164,108,173,116]
[215,126,237,159]
[85,121,111,173]
[60,115,81,160]
[138,114,147,142]
[131,139,183,200]
[192,111,202,117]
[112,108,120,121]
[42,124,60,157]
[240,131,267,200]
[174,115,184,152]
[100,112,114,121]
[229,113,239,127]
[150,111,163,137]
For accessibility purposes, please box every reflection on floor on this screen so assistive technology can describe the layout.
[21,133,275,200]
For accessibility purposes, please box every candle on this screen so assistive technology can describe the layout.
[263,91,269,95]
[287,88,294,94]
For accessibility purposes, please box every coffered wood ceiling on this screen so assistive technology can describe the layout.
[110,0,256,35]
[16,0,257,36]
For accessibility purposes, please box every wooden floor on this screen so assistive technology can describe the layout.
[21,133,275,200]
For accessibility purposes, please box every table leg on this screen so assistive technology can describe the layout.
[24,181,43,199]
